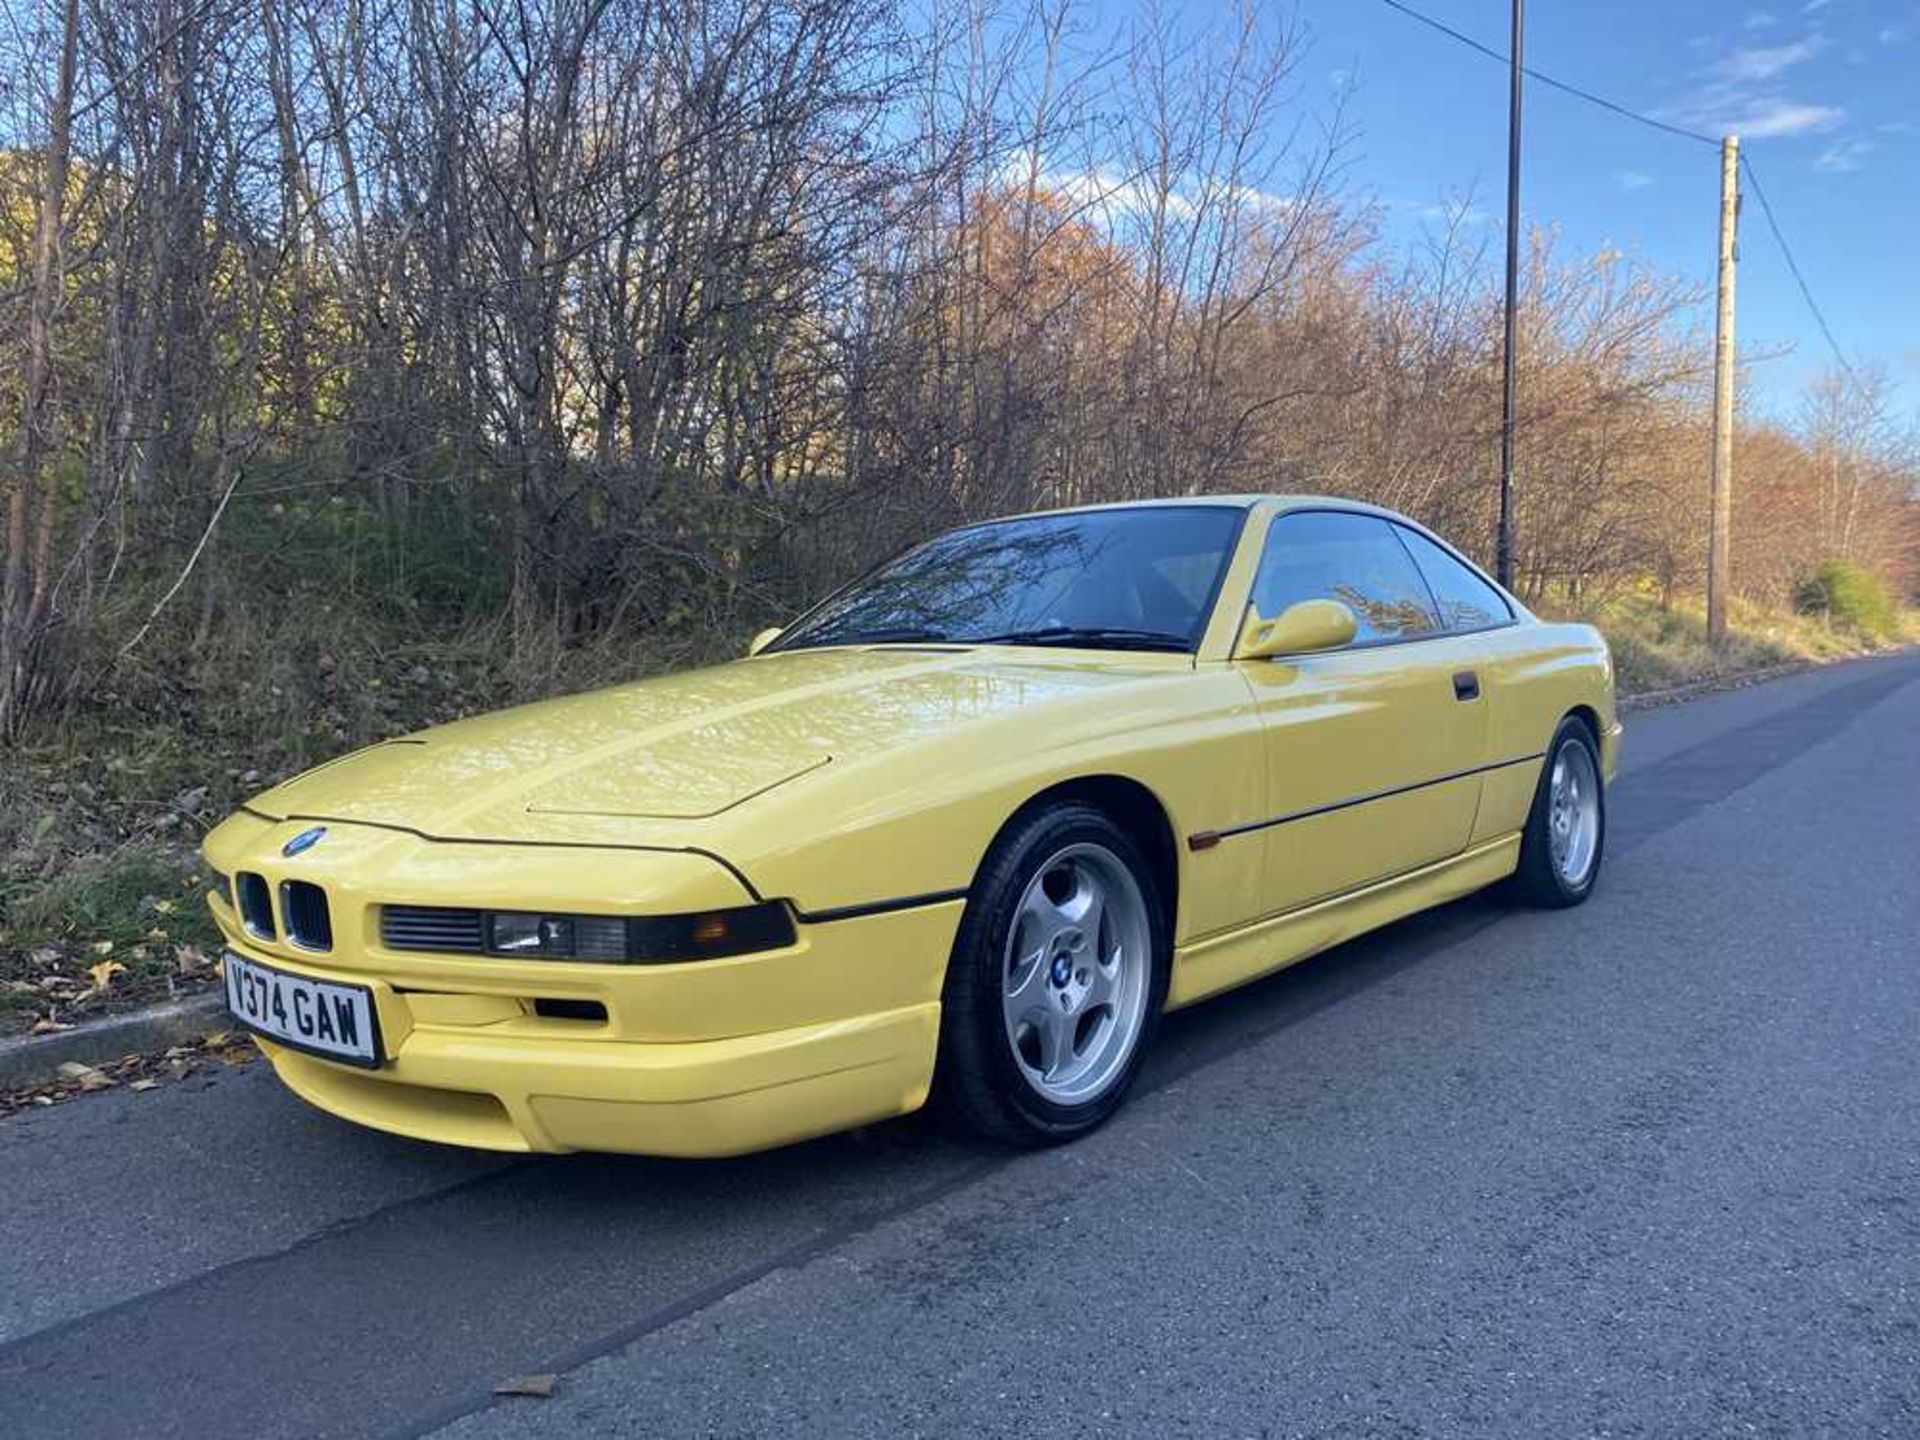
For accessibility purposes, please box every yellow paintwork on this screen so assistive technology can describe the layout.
[202,495,1618,1156]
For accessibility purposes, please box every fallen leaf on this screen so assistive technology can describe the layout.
[492,1375,556,1399]
[130,1079,160,1093]
[28,1016,74,1035]
[87,959,127,990]
[55,1060,116,1091]
[91,940,115,956]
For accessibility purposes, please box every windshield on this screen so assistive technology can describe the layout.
[771,505,1244,653]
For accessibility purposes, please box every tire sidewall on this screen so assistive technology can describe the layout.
[950,805,1170,1140]
[1534,720,1606,903]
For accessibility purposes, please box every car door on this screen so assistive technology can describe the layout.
[1234,510,1491,917]
[1388,519,1530,842]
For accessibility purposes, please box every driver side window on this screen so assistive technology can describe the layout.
[1252,511,1440,645]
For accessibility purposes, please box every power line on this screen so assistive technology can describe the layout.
[1374,0,1718,148]
[1375,0,1869,397]
[1738,154,1865,395]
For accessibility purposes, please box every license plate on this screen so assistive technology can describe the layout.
[224,952,381,1068]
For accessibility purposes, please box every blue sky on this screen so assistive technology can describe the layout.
[1118,1,1919,422]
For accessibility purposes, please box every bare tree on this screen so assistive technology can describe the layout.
[0,0,1910,743]
[1,0,79,734]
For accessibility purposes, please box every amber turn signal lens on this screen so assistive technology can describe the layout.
[624,902,795,963]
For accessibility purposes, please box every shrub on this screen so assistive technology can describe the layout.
[1794,561,1899,641]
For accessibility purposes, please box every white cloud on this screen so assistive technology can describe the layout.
[1225,183,1298,216]
[1803,0,1835,12]
[1661,34,1842,139]
[999,157,1296,228]
[1714,38,1821,80]
[1745,10,1778,28]
[1615,169,1656,191]
[1410,198,1493,228]
[1733,99,1846,136]
[1660,90,1843,138]
[1814,136,1874,170]
[1048,165,1199,222]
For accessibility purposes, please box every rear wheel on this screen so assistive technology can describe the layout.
[933,803,1169,1146]
[1511,717,1606,908]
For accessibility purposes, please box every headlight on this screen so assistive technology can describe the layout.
[473,902,795,962]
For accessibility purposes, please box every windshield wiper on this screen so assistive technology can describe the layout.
[970,624,1191,652]
[841,626,953,644]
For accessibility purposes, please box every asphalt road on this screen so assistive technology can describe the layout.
[3,654,1917,1439]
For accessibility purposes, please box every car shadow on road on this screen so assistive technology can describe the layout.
[497,883,1515,1200]
[0,886,1527,1440]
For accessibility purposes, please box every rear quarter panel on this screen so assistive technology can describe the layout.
[1469,620,1618,844]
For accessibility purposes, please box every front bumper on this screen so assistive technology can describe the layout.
[251,986,943,1157]
[206,814,960,1157]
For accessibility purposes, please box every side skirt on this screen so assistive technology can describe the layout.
[1165,834,1522,1010]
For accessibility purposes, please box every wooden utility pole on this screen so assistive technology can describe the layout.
[1707,134,1739,645]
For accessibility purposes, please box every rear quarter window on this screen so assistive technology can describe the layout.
[1393,526,1513,632]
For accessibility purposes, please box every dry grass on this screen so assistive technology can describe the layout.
[1579,589,1913,697]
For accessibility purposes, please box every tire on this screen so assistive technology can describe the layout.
[1510,716,1606,908]
[933,802,1170,1146]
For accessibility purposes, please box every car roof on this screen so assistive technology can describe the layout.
[990,493,1418,525]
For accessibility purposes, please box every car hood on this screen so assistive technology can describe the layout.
[247,646,1174,844]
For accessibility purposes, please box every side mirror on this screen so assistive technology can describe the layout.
[1236,599,1357,660]
[747,626,784,657]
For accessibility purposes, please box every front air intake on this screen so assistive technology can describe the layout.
[235,872,276,941]
[281,880,333,952]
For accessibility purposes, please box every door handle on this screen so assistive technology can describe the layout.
[1452,670,1480,702]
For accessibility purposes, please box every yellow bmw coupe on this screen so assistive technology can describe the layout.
[204,496,1618,1156]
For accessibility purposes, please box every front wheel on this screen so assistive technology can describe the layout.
[933,803,1169,1146]
[1510,717,1606,908]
